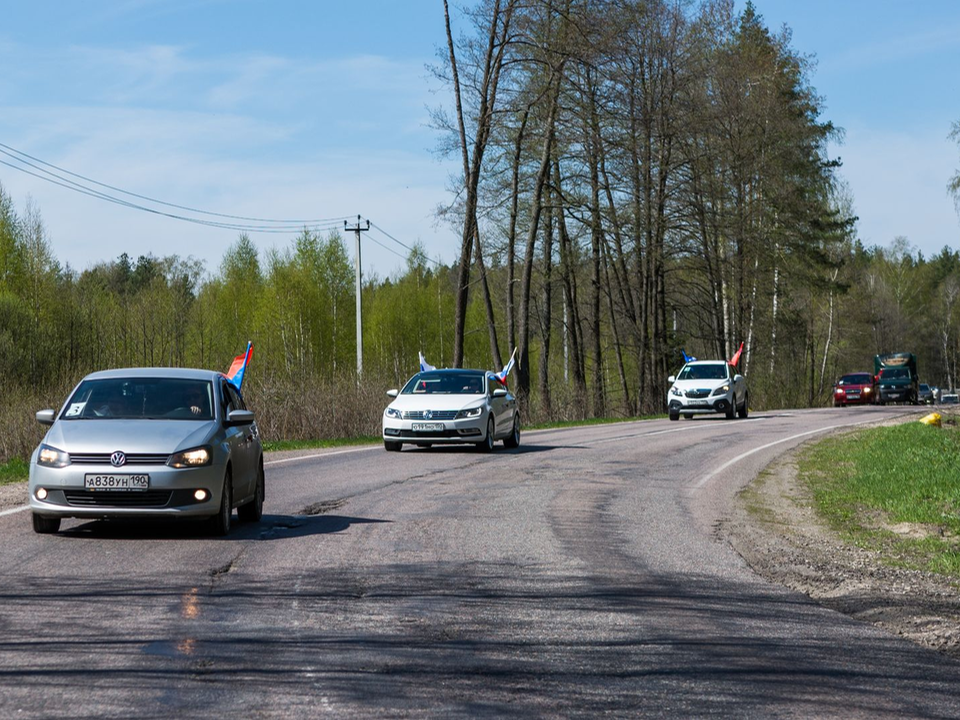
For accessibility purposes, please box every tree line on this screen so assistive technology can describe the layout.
[1,0,960,463]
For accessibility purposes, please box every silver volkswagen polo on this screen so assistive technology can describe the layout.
[28,368,264,535]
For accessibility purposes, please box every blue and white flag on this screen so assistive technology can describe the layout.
[681,348,697,363]
[419,351,436,372]
[493,348,517,384]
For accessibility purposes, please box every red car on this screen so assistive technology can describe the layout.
[833,372,876,406]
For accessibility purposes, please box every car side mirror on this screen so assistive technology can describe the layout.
[667,375,676,384]
[225,409,254,426]
[386,389,399,398]
[734,374,743,382]
[36,409,56,426]
[492,388,507,398]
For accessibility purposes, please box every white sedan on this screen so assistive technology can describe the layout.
[382,369,520,451]
[666,360,748,421]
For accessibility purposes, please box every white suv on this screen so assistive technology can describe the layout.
[667,360,748,421]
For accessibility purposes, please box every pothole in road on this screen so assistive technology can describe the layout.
[300,498,348,515]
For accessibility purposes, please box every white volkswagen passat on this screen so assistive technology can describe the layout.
[666,360,748,421]
[382,369,520,451]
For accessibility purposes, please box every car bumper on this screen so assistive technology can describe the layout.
[878,388,912,402]
[667,395,734,415]
[28,462,225,520]
[382,415,488,444]
[834,392,873,405]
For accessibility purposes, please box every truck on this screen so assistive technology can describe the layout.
[874,352,919,405]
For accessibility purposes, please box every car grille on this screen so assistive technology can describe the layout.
[684,389,711,399]
[402,410,458,420]
[63,490,173,508]
[70,453,171,465]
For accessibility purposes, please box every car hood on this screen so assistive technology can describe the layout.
[670,378,730,393]
[838,383,871,390]
[388,394,486,412]
[45,419,216,454]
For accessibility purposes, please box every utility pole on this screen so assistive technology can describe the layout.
[345,215,370,378]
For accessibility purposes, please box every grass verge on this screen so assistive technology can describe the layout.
[0,458,29,485]
[797,421,960,577]
[263,436,381,452]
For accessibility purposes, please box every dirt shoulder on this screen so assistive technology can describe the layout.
[721,439,960,658]
[0,481,26,514]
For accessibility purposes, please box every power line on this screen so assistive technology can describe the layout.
[0,141,352,225]
[0,158,342,234]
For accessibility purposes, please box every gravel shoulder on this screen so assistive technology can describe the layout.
[721,436,960,658]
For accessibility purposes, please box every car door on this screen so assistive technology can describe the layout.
[488,377,514,437]
[220,378,255,499]
[729,363,745,406]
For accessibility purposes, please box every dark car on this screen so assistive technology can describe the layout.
[918,383,935,405]
[833,372,876,407]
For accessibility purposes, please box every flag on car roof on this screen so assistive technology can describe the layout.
[226,341,253,390]
[729,341,744,368]
[419,351,436,372]
[681,348,697,363]
[493,348,517,385]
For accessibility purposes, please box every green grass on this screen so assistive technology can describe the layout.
[0,458,29,485]
[797,422,960,577]
[527,414,663,430]
[262,436,382,452]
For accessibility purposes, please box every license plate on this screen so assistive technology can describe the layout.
[84,474,150,491]
[412,422,444,432]
[688,400,708,406]
[847,393,860,398]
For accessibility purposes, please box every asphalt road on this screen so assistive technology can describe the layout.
[1,404,957,718]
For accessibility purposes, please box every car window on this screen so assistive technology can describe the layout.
[61,378,214,420]
[401,372,486,395]
[839,374,873,385]
[677,364,727,381]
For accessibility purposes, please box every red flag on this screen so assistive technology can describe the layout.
[729,341,744,367]
[226,341,253,389]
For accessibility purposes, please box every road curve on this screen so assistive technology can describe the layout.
[1,404,956,718]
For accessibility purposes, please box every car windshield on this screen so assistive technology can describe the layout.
[880,368,909,379]
[676,363,728,381]
[401,372,486,395]
[920,384,930,391]
[61,378,214,420]
[839,374,873,385]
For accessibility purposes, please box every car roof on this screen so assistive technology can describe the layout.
[684,360,728,366]
[82,367,222,382]
[418,368,487,377]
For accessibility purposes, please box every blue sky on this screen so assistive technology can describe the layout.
[0,1,958,279]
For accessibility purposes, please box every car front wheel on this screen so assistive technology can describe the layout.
[477,418,495,452]
[384,440,402,452]
[238,463,264,522]
[211,471,233,536]
[737,394,749,419]
[32,513,60,534]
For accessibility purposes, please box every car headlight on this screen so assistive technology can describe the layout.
[711,384,731,396]
[384,407,402,419]
[37,444,70,468]
[863,387,872,393]
[456,406,484,419]
[168,446,212,468]
[670,386,683,397]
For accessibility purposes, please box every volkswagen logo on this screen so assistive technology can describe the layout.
[424,410,433,420]
[110,451,127,467]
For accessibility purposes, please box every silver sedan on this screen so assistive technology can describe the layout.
[28,367,264,535]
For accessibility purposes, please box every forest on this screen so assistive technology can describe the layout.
[1,0,960,464]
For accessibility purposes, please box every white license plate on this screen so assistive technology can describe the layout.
[412,422,444,432]
[847,393,860,398]
[84,474,150,491]
[688,400,708,406]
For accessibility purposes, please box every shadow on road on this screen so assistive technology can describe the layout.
[58,513,389,541]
